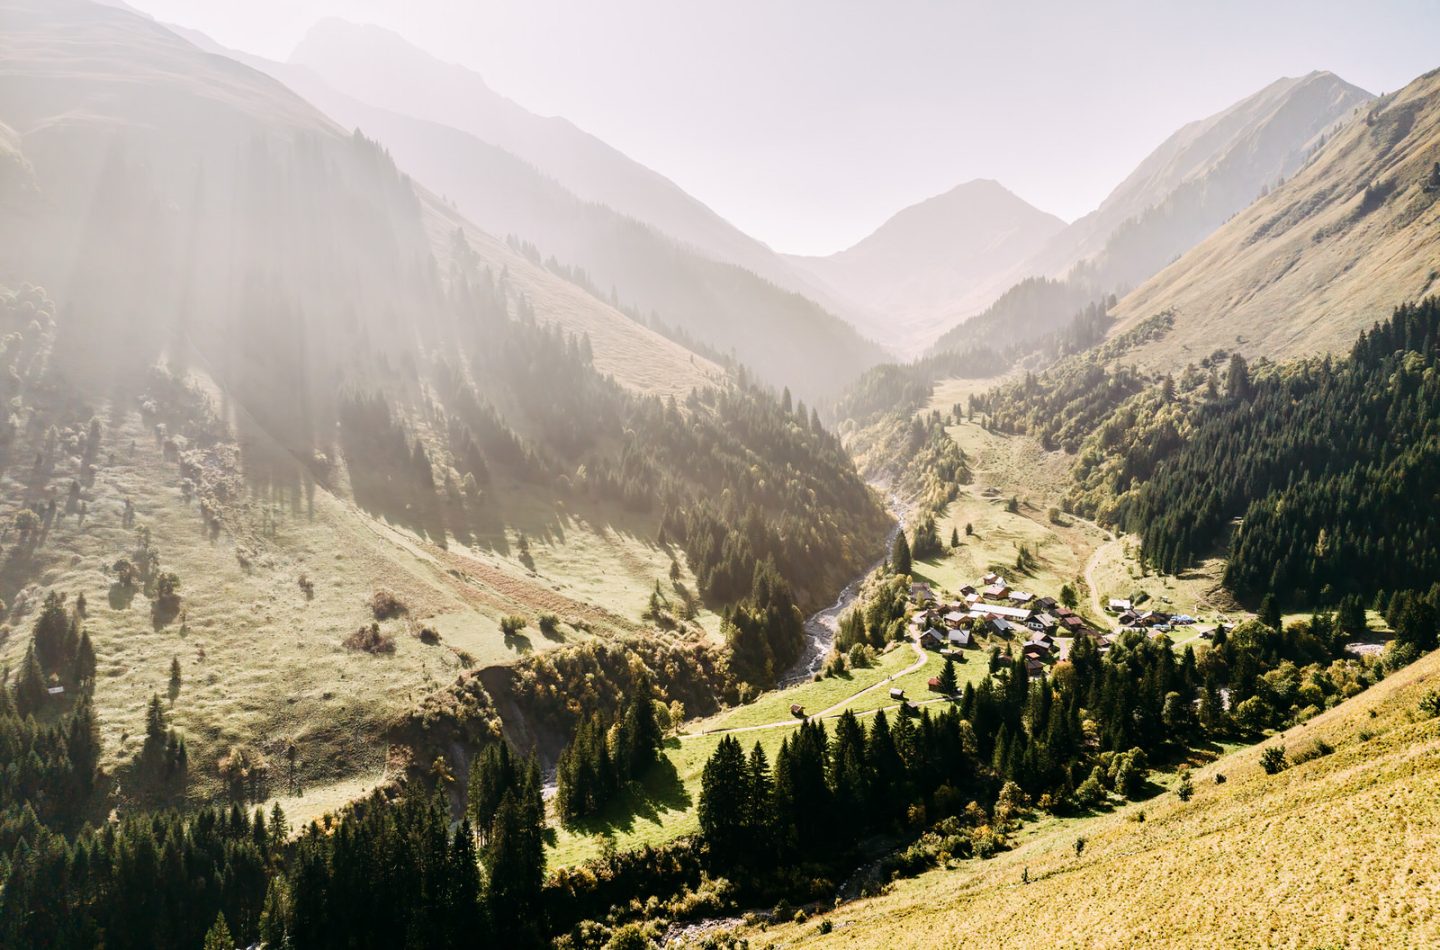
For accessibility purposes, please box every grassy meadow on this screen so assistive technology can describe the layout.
[0,381,714,808]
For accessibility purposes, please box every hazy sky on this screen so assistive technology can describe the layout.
[132,0,1440,255]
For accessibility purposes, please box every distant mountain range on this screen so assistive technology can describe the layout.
[786,179,1065,354]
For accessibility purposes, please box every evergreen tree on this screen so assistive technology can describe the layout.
[891,532,913,578]
[698,735,748,864]
[937,658,958,695]
[202,912,233,950]
[1258,594,1281,631]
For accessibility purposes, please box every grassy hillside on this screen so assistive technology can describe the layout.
[746,644,1440,949]
[0,0,889,823]
[1112,67,1440,370]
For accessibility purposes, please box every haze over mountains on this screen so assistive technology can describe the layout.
[269,18,881,398]
[787,179,1065,353]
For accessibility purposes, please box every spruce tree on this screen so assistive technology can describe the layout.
[937,657,958,695]
[1258,593,1281,630]
[892,532,913,578]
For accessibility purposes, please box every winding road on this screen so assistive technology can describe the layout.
[681,636,930,740]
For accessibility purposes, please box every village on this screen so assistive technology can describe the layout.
[905,572,1234,689]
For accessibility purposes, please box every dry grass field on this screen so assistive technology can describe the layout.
[0,378,716,807]
[745,644,1440,949]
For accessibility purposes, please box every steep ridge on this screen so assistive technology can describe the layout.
[1110,67,1440,370]
[202,45,879,400]
[0,0,717,399]
[929,72,1373,356]
[751,644,1440,948]
[788,179,1065,354]
[1031,71,1373,283]
[288,18,853,319]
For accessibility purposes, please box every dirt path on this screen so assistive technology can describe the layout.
[1084,529,1120,626]
[682,637,930,740]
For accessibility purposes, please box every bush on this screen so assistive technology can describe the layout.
[1290,738,1334,765]
[537,612,561,637]
[344,622,396,654]
[370,589,407,620]
[500,615,528,637]
[1259,745,1289,775]
[1419,690,1440,718]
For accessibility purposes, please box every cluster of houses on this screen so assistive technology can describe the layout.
[1107,598,1230,641]
[908,574,1102,676]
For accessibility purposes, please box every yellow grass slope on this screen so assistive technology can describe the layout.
[754,647,1440,949]
[1111,66,1440,371]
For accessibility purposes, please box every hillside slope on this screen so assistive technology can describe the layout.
[753,645,1440,948]
[199,47,879,400]
[287,19,853,319]
[788,179,1065,353]
[1111,68,1440,370]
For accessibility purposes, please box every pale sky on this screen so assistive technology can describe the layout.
[131,0,1440,256]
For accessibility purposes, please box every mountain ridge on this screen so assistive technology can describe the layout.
[788,178,1065,353]
[289,17,857,321]
[1108,65,1440,370]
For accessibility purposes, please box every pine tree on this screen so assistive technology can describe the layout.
[1258,594,1281,630]
[698,735,747,864]
[203,912,234,950]
[892,532,913,578]
[15,641,46,715]
[937,658,958,695]
[73,630,96,686]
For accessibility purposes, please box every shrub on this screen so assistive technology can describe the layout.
[500,615,528,637]
[1176,767,1194,802]
[344,622,396,654]
[417,626,441,645]
[370,589,407,620]
[537,613,561,637]
[1290,738,1334,765]
[847,642,875,668]
[1259,745,1289,775]
[1419,690,1440,718]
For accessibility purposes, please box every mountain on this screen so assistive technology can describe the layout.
[0,0,887,822]
[0,1,713,400]
[189,45,880,401]
[928,71,1373,357]
[288,19,854,318]
[1108,67,1440,369]
[1031,71,1373,285]
[788,179,1065,354]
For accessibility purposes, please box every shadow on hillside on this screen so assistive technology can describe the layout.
[559,757,692,839]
